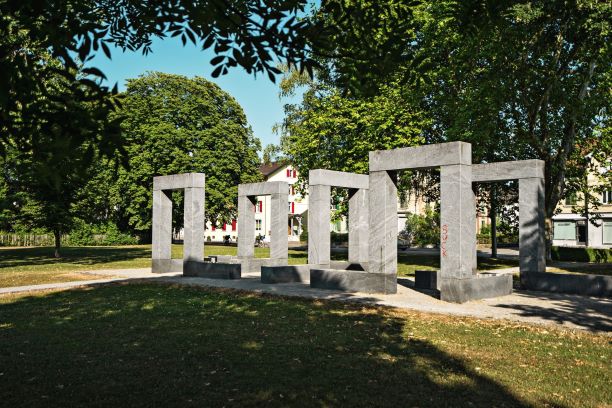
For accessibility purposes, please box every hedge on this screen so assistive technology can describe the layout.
[551,246,612,263]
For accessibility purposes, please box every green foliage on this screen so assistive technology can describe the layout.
[66,221,138,246]
[401,206,440,247]
[108,72,262,234]
[1,1,318,157]
[551,246,612,263]
[279,78,427,185]
[330,232,348,244]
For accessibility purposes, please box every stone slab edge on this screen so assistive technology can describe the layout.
[439,274,513,303]
[310,269,397,294]
[522,272,612,298]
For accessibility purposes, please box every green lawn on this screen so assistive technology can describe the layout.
[0,283,609,407]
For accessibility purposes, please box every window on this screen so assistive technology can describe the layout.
[231,220,237,231]
[211,224,216,231]
[553,221,576,240]
[602,220,612,245]
[286,169,291,177]
[602,191,612,204]
[288,202,295,213]
[222,223,227,231]
[255,219,262,231]
[292,169,297,178]
[564,193,578,205]
[256,201,263,213]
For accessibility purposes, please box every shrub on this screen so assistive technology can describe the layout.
[65,221,138,246]
[551,246,612,263]
[401,206,440,247]
[330,232,348,244]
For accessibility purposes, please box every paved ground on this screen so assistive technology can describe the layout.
[1,267,610,333]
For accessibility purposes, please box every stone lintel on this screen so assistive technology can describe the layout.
[472,160,544,182]
[153,173,205,191]
[369,141,471,172]
[309,169,369,189]
[238,181,288,197]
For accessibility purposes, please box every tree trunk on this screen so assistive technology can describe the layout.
[53,228,61,258]
[490,185,497,258]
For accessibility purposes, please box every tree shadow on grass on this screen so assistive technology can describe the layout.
[0,283,550,407]
[0,246,151,269]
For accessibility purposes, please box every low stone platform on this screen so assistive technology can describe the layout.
[261,265,312,283]
[522,272,612,298]
[415,270,438,290]
[310,269,397,294]
[183,261,241,279]
[238,257,287,273]
[151,259,183,273]
[439,273,513,303]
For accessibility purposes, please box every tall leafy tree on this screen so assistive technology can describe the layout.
[108,72,261,236]
[1,1,319,157]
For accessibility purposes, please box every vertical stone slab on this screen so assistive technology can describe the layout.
[471,186,478,273]
[183,187,205,262]
[439,164,474,280]
[348,188,369,264]
[519,177,546,279]
[237,195,256,258]
[308,184,331,265]
[270,192,289,260]
[152,189,172,261]
[368,171,397,275]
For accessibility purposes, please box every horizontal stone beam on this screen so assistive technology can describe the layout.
[153,173,205,190]
[472,160,544,182]
[309,169,369,189]
[238,181,288,196]
[369,141,471,171]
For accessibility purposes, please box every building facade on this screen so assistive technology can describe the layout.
[203,163,347,243]
[552,162,612,248]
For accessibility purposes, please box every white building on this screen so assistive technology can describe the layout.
[552,161,611,248]
[203,162,347,243]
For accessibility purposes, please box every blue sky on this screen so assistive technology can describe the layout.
[91,37,304,148]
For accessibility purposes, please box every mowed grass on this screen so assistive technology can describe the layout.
[0,283,609,407]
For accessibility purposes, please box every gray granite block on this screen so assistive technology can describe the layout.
[151,259,183,273]
[183,261,241,279]
[261,265,312,283]
[369,141,471,171]
[310,269,397,294]
[439,274,513,303]
[309,169,369,189]
[415,270,439,290]
[522,272,612,298]
[472,160,544,182]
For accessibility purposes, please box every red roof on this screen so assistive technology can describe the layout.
[259,162,284,178]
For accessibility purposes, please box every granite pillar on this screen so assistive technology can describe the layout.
[519,177,546,280]
[183,187,205,263]
[367,170,398,275]
[270,192,289,260]
[348,188,369,264]
[439,164,474,281]
[152,189,172,262]
[308,184,331,265]
[237,195,256,258]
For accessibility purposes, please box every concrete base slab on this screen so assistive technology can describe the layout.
[415,270,439,290]
[522,272,612,298]
[440,273,513,303]
[261,265,311,283]
[152,259,183,273]
[310,269,397,294]
[183,261,241,279]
